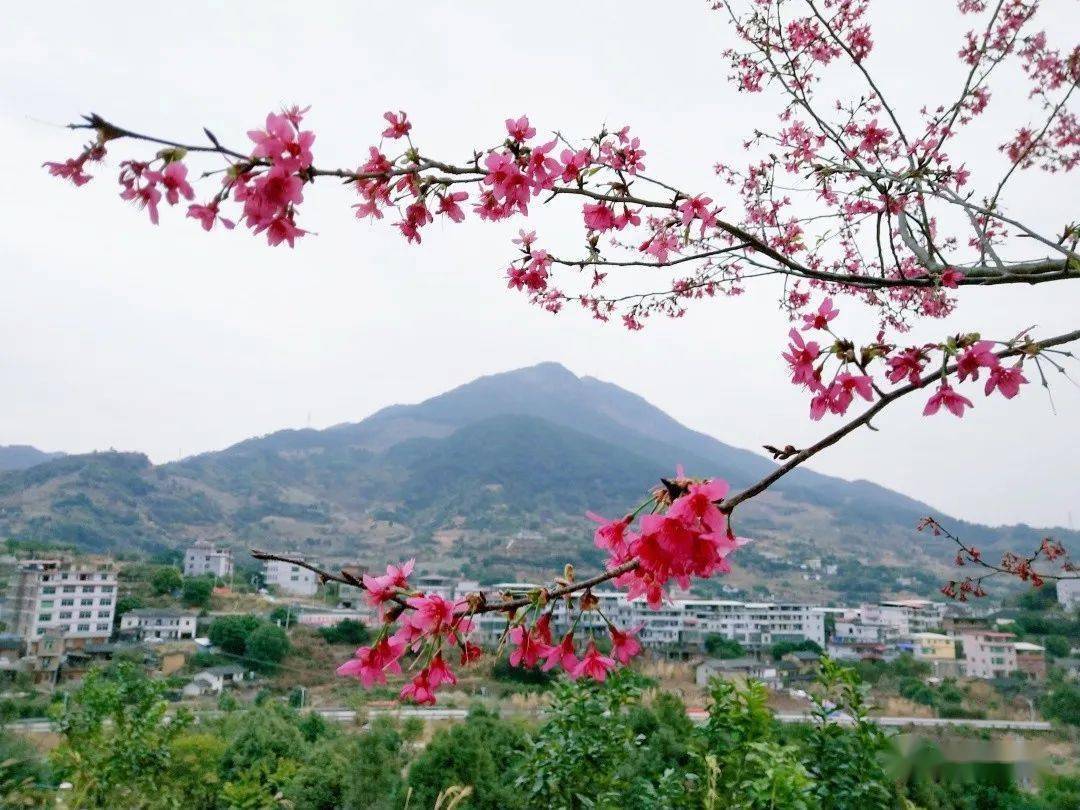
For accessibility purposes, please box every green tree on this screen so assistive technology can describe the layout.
[704,634,746,658]
[1042,682,1080,726]
[804,657,893,810]
[245,623,290,671]
[220,703,307,780]
[407,705,528,809]
[163,733,227,810]
[182,576,214,607]
[208,615,261,656]
[51,661,192,808]
[769,639,822,661]
[340,718,407,809]
[515,671,656,808]
[113,594,144,624]
[1044,635,1070,658]
[151,566,182,595]
[318,619,371,645]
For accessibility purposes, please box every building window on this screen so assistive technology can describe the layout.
[63,586,76,593]
[96,623,110,631]
[77,624,90,632]
[42,586,56,594]
[101,586,114,593]
[79,611,92,619]
[100,598,112,606]
[38,614,52,622]
[61,599,74,606]
[40,600,54,608]
[81,599,93,606]
[59,611,72,619]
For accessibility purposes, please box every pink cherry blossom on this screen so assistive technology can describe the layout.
[541,632,580,675]
[801,297,839,331]
[677,195,718,236]
[667,479,730,533]
[572,641,616,681]
[381,110,411,140]
[782,329,820,387]
[609,626,642,664]
[437,191,469,223]
[508,623,550,668]
[984,364,1028,398]
[336,636,405,688]
[426,653,457,688]
[887,347,927,385]
[399,670,437,705]
[586,513,632,556]
[405,593,458,636]
[923,383,974,417]
[505,115,536,142]
[187,200,235,232]
[956,340,998,382]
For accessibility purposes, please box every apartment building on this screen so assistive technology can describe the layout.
[2,559,117,652]
[1013,641,1047,682]
[1058,578,1080,611]
[860,599,947,636]
[263,555,318,597]
[119,608,198,641]
[960,630,1017,679]
[910,631,962,676]
[183,540,234,579]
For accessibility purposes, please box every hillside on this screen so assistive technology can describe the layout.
[0,363,1072,599]
[0,445,65,471]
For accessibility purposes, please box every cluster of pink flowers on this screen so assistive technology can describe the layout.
[783,297,1029,420]
[335,469,742,703]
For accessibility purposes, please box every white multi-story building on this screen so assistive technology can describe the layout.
[834,618,897,644]
[2,559,117,652]
[119,608,198,641]
[1058,578,1080,611]
[184,540,234,579]
[961,630,1017,679]
[466,590,827,653]
[859,599,947,637]
[264,555,318,597]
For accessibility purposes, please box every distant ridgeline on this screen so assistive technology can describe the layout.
[0,364,1073,590]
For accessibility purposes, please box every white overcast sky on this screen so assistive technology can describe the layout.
[1,1,1077,528]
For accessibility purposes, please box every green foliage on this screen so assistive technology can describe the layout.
[407,704,528,809]
[516,669,648,807]
[51,661,192,808]
[208,615,261,656]
[114,594,145,623]
[704,633,746,658]
[769,638,822,661]
[1041,681,1080,726]
[181,576,213,607]
[491,654,555,686]
[804,656,892,810]
[1017,584,1058,611]
[340,718,407,809]
[318,618,371,646]
[0,729,53,807]
[1043,635,1070,658]
[150,565,182,595]
[244,623,290,671]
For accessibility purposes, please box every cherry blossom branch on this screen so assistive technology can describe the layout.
[918,516,1078,601]
[722,326,1080,511]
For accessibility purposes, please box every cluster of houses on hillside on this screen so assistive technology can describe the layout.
[1,545,1076,691]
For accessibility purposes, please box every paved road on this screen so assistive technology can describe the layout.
[5,706,1051,734]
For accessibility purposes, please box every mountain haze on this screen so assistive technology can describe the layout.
[0,363,1071,594]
